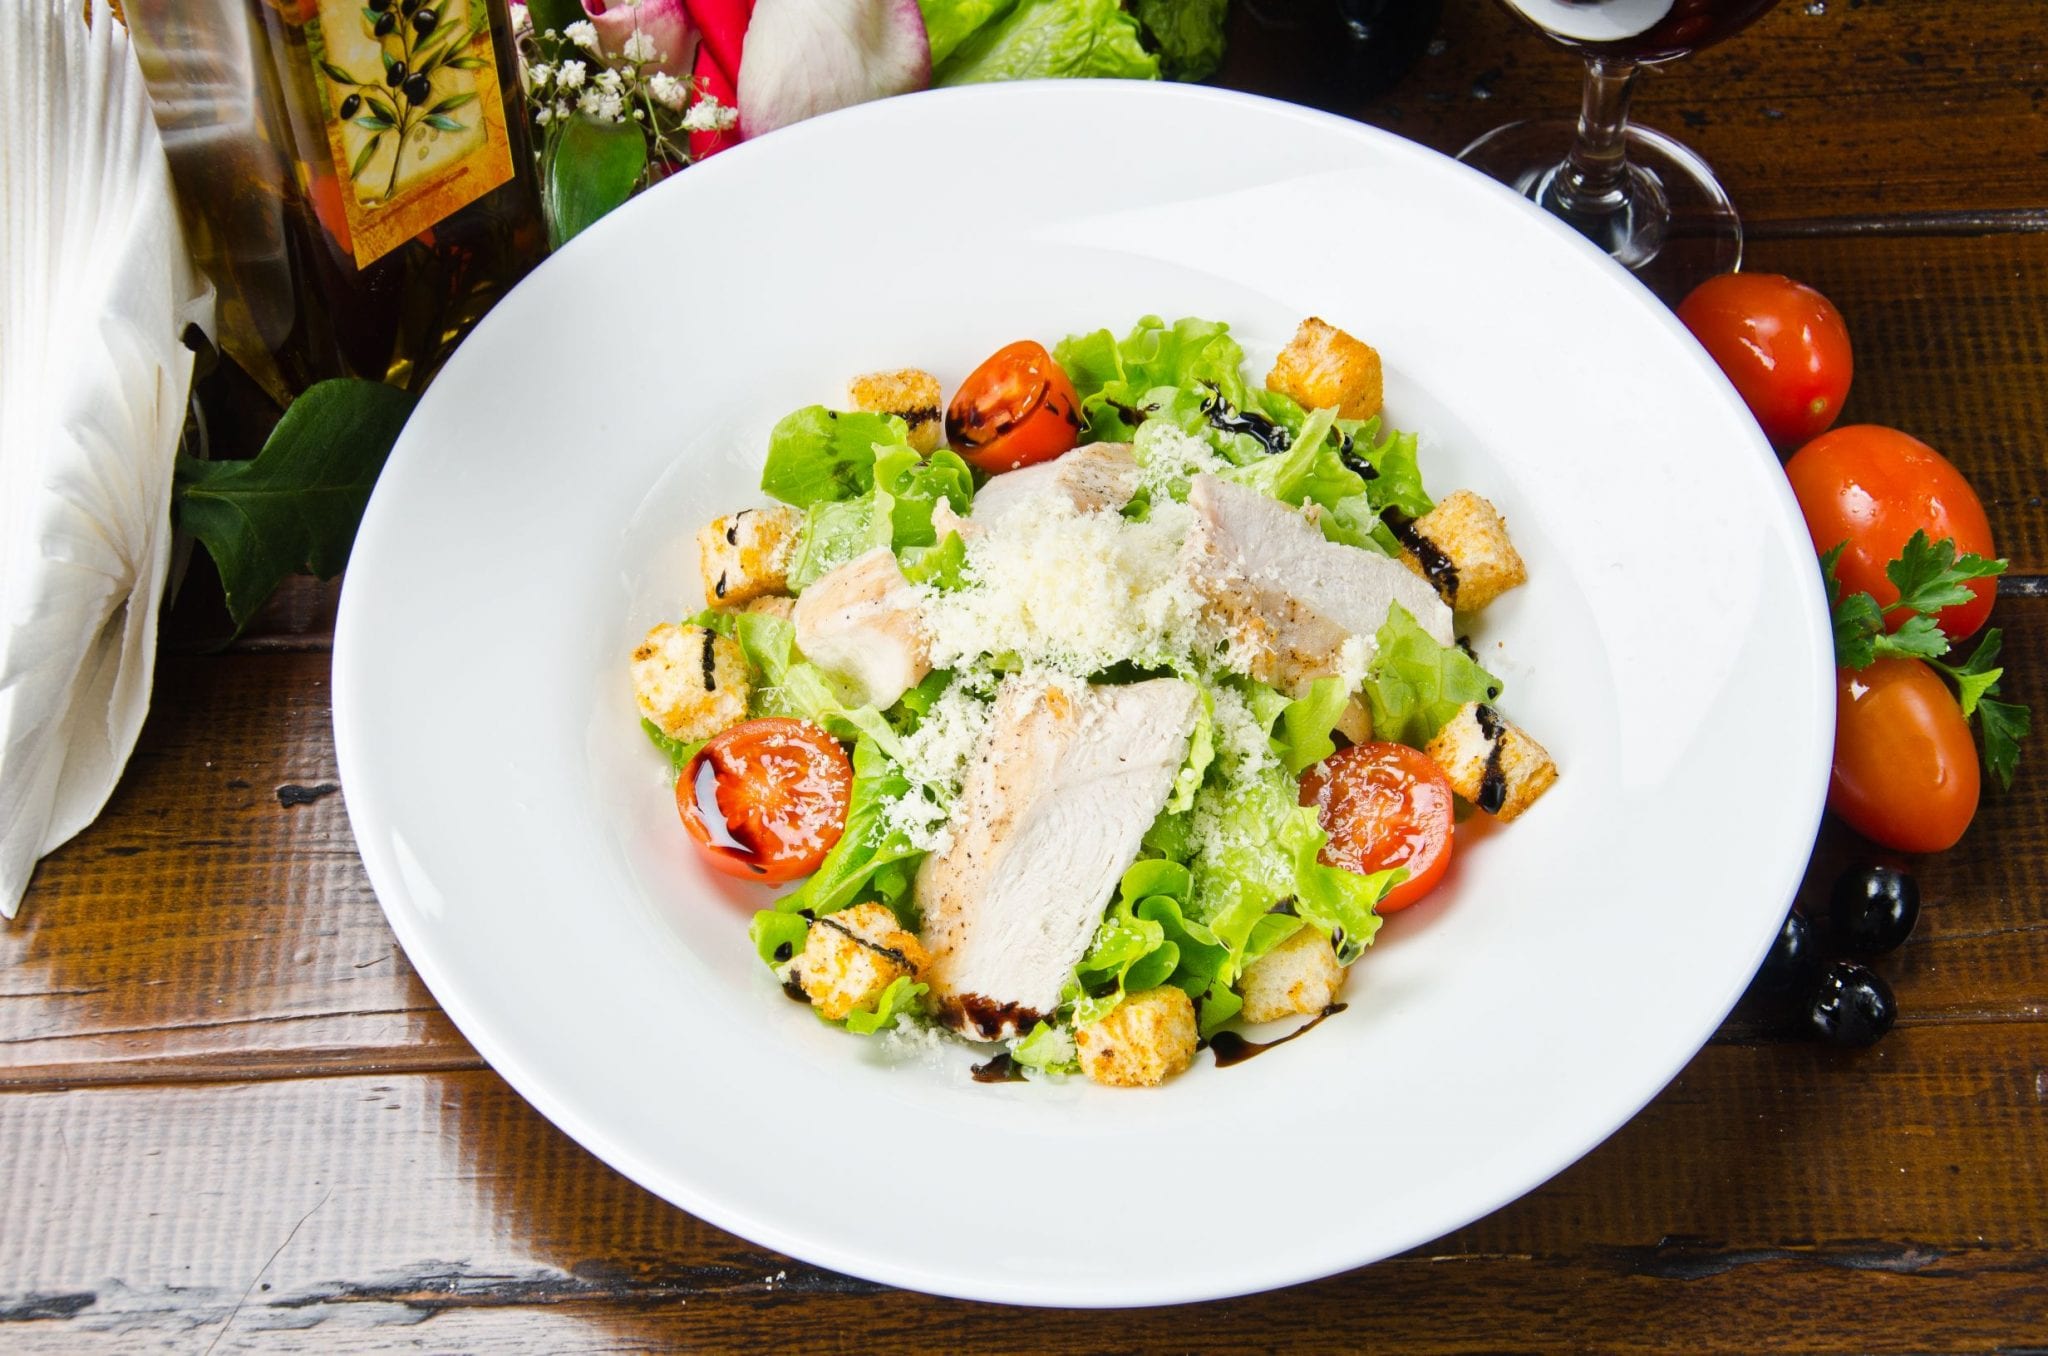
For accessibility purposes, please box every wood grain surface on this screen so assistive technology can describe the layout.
[7,0,2048,1350]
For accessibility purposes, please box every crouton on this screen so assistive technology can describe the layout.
[1395,490,1528,613]
[1425,701,1557,822]
[849,368,945,454]
[1335,695,1373,746]
[1266,317,1383,420]
[794,902,931,1022]
[697,505,801,609]
[1075,986,1198,1088]
[630,622,749,743]
[1239,925,1345,1024]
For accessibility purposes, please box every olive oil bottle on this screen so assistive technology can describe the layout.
[123,0,544,404]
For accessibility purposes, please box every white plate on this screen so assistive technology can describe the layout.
[334,81,1833,1307]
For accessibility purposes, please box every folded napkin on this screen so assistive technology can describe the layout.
[0,0,211,918]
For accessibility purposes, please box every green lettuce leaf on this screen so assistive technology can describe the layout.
[787,496,894,591]
[749,909,810,966]
[1165,687,1217,813]
[777,735,923,919]
[1009,1020,1079,1073]
[1360,603,1503,749]
[1224,408,1361,507]
[1056,315,1257,446]
[916,0,1020,65]
[759,407,910,507]
[1134,0,1228,79]
[932,0,1158,83]
[640,718,700,773]
[844,976,930,1035]
[1273,676,1350,776]
[785,441,973,590]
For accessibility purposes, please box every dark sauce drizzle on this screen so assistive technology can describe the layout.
[1473,703,1509,814]
[970,1052,1030,1084]
[813,913,917,972]
[1382,508,1459,605]
[725,509,748,546]
[950,993,1043,1042]
[1199,384,1293,456]
[1207,1003,1349,1067]
[781,974,810,1004]
[1336,431,1378,481]
[699,629,717,691]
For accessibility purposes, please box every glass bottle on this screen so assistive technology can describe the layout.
[122,0,544,405]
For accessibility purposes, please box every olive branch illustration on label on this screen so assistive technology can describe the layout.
[319,0,491,201]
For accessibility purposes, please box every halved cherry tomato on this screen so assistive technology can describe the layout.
[1831,659,1979,854]
[1677,272,1852,448]
[1299,743,1454,913]
[945,340,1083,474]
[1786,425,1997,640]
[678,719,853,883]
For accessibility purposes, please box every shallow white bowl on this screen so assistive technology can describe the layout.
[333,80,1833,1307]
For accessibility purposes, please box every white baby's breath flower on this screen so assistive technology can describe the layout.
[594,68,623,95]
[578,87,627,122]
[622,29,657,63]
[526,61,553,89]
[534,105,554,125]
[647,71,688,110]
[563,19,600,50]
[553,98,573,120]
[680,97,739,133]
[557,58,587,90]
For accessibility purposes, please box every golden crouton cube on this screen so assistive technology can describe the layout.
[1398,490,1528,613]
[1266,317,1383,420]
[1076,986,1198,1088]
[742,594,795,624]
[1334,695,1373,746]
[849,368,944,454]
[1426,701,1557,823]
[1238,925,1345,1024]
[697,505,801,609]
[794,902,931,1022]
[630,622,749,743]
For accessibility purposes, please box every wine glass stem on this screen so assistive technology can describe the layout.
[1547,58,1639,222]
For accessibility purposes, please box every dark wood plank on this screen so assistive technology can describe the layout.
[3,1020,2045,1351]
[5,585,2042,1087]
[1222,0,2048,226]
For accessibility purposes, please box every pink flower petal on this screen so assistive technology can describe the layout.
[736,0,929,137]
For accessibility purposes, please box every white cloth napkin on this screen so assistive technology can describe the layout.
[0,0,211,917]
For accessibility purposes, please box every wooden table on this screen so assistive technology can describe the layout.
[7,2,2045,1349]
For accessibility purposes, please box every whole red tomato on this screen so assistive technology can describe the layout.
[1831,659,1980,853]
[1677,272,1853,448]
[1786,425,1998,640]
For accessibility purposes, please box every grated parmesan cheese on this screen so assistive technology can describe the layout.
[878,683,994,853]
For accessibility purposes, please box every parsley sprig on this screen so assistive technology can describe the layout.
[1824,530,2030,789]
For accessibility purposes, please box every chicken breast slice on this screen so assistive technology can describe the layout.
[1181,473,1454,694]
[917,675,1201,1041]
[791,547,930,710]
[932,442,1139,539]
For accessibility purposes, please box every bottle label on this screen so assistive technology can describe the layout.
[306,0,516,268]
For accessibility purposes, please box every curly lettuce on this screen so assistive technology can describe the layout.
[1360,603,1504,749]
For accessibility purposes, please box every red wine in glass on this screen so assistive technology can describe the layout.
[1462,0,1783,295]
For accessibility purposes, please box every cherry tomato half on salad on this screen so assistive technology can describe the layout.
[1831,659,1980,855]
[946,340,1084,474]
[678,719,853,883]
[1299,743,1455,912]
[1787,425,1998,640]
[1676,272,1853,448]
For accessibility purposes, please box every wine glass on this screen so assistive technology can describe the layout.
[1458,0,1779,296]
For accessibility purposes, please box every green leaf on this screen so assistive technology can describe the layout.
[932,0,1158,83]
[1868,613,1951,662]
[428,91,479,115]
[749,910,810,966]
[446,55,488,69]
[917,0,1020,66]
[350,133,384,176]
[1884,529,2006,617]
[843,976,930,1035]
[640,717,700,773]
[354,115,397,131]
[1273,676,1350,776]
[525,0,586,32]
[423,114,465,132]
[1977,697,2030,792]
[365,94,399,123]
[758,407,909,508]
[1931,629,2005,717]
[319,60,362,86]
[173,379,417,635]
[1133,0,1228,79]
[1360,604,1504,749]
[542,113,648,250]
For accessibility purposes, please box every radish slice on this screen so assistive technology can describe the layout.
[737,0,930,138]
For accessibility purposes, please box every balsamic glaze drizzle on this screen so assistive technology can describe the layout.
[1208,1003,1349,1067]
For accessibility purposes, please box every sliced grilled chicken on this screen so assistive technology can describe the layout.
[791,547,930,710]
[917,675,1201,1040]
[932,442,1139,538]
[1180,473,1454,694]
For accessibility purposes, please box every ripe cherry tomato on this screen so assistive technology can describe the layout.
[946,340,1084,474]
[1299,743,1454,913]
[1786,425,1997,639]
[678,719,853,883]
[1677,272,1853,448]
[1831,659,1980,854]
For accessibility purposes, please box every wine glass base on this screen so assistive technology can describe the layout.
[1457,119,1743,301]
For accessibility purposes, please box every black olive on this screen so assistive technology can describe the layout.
[338,92,361,119]
[412,8,437,34]
[401,0,422,12]
[1749,909,1819,998]
[402,73,432,105]
[1829,865,1920,956]
[368,0,391,10]
[1806,961,1896,1047]
[373,10,397,35]
[386,58,406,86]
